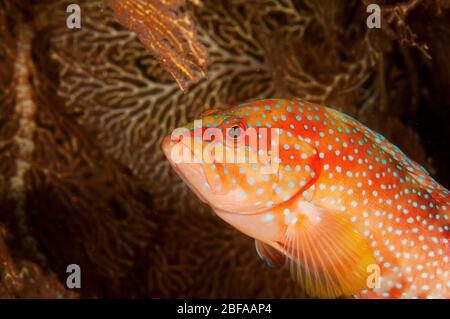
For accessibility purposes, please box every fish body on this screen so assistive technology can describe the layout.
[162,98,449,299]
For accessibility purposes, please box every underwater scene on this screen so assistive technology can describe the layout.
[0,0,449,300]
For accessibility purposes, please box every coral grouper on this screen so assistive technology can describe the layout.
[162,98,449,299]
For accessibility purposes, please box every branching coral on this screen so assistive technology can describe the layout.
[105,0,207,91]
[1,0,161,297]
[363,0,432,59]
[0,225,75,298]
[0,6,72,297]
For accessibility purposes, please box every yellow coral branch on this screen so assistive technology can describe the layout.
[105,0,208,91]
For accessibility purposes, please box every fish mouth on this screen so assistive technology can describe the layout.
[216,204,273,216]
[161,137,210,204]
[167,160,276,216]
[170,160,210,204]
[161,136,285,216]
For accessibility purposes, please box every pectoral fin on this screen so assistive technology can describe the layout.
[279,202,375,298]
[255,240,285,268]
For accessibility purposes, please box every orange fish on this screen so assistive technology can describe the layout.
[161,98,449,299]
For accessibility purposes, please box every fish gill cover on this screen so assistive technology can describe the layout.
[0,0,449,298]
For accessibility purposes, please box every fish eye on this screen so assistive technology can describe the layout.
[228,125,242,139]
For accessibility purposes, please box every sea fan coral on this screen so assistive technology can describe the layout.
[1,0,160,297]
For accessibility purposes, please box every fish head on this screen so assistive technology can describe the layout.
[161,100,319,218]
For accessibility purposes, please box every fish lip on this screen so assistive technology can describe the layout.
[161,138,211,204]
[216,205,273,216]
[161,137,283,216]
[168,160,276,215]
[161,137,223,206]
[168,160,210,205]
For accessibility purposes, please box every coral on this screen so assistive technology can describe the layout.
[0,0,449,298]
[105,0,207,91]
[0,225,75,298]
[43,0,440,216]
[1,0,161,297]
